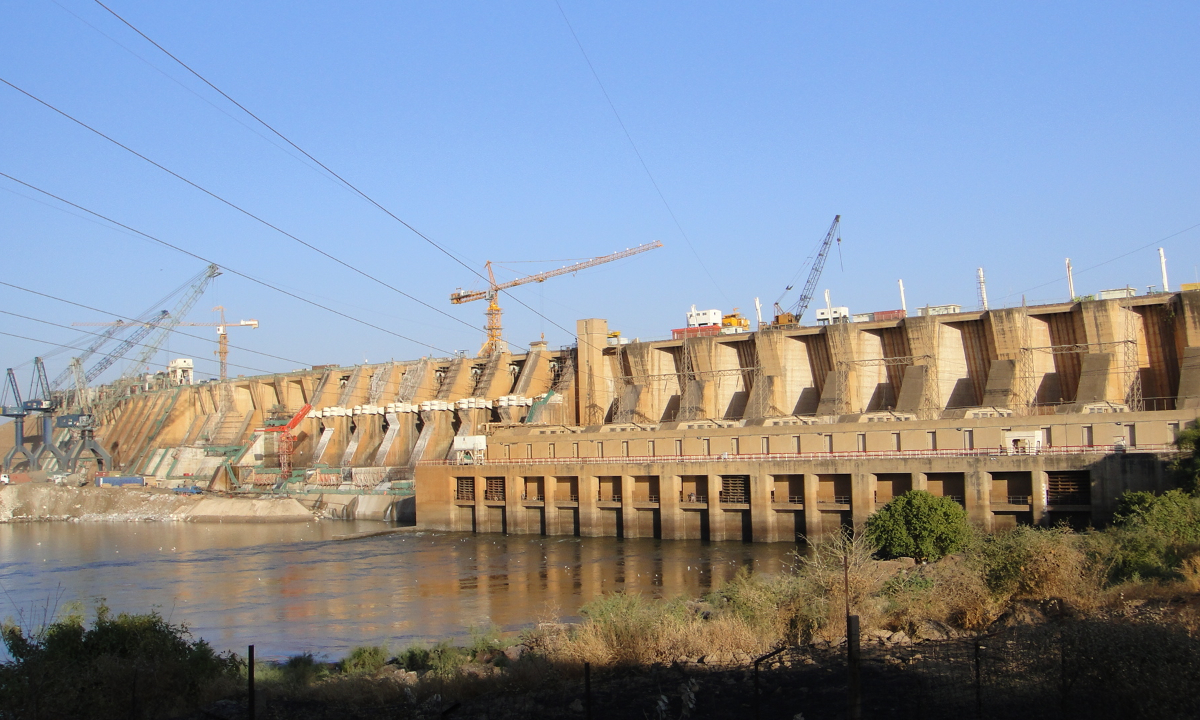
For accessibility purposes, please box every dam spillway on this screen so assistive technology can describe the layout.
[5,290,1199,537]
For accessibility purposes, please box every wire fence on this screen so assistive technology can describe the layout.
[556,618,1200,720]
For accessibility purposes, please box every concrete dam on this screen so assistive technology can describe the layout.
[4,289,1199,536]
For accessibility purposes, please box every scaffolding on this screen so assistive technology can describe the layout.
[609,352,762,424]
[367,361,395,405]
[1018,337,1141,414]
[832,355,932,415]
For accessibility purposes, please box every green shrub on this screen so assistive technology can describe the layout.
[428,641,468,673]
[975,526,1094,602]
[579,592,688,653]
[706,567,790,635]
[341,645,388,675]
[0,604,239,720]
[1113,489,1200,543]
[1168,421,1200,494]
[280,653,327,685]
[865,490,971,562]
[1093,527,1183,584]
[467,624,503,661]
[396,645,432,671]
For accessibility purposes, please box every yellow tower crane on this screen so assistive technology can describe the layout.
[450,241,663,356]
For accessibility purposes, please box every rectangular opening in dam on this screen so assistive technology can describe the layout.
[772,474,804,504]
[633,476,660,503]
[991,472,1033,506]
[719,476,749,505]
[1047,471,1091,506]
[926,473,965,506]
[555,476,578,502]
[874,473,912,505]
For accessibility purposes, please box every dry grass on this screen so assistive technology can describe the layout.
[187,523,1200,717]
[525,593,769,667]
[884,555,999,632]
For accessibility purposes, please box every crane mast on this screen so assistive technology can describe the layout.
[82,311,169,382]
[451,241,663,355]
[773,215,841,325]
[49,324,124,390]
[121,264,220,379]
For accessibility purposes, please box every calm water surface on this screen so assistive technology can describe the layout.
[0,522,798,659]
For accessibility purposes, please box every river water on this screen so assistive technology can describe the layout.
[0,522,798,660]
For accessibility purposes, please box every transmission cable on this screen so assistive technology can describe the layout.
[0,279,309,368]
[0,329,209,375]
[1010,220,1200,300]
[0,76,490,345]
[89,1,596,351]
[552,0,729,305]
[0,309,273,375]
[0,172,456,355]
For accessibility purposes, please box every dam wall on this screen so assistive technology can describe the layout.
[3,291,1199,539]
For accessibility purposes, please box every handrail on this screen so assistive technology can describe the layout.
[418,443,1180,467]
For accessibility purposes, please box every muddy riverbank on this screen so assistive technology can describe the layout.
[0,483,315,523]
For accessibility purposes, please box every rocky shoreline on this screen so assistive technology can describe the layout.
[0,483,316,523]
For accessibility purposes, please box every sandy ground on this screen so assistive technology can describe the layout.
[0,483,316,523]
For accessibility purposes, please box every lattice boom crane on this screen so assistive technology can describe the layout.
[773,215,841,325]
[451,241,663,355]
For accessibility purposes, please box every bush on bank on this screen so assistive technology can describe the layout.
[865,490,972,562]
[1169,420,1200,494]
[0,604,240,720]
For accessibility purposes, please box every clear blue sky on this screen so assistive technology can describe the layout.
[2,1,1198,387]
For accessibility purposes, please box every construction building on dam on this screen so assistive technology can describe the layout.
[4,287,1200,540]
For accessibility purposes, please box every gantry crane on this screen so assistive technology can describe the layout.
[55,358,113,473]
[450,241,663,355]
[1,368,35,471]
[773,215,841,325]
[22,358,68,470]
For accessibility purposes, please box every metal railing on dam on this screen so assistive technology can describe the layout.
[418,442,1179,467]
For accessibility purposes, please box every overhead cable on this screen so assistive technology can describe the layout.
[0,172,456,356]
[0,279,309,368]
[0,75,488,344]
[89,1,590,350]
[553,0,730,305]
[1012,220,1200,298]
[0,309,273,375]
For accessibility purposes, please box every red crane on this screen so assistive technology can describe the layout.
[261,404,311,480]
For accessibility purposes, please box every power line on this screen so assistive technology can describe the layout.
[1011,220,1200,298]
[0,279,307,368]
[0,309,273,375]
[0,329,213,376]
[47,0,336,187]
[89,1,592,350]
[553,0,730,306]
[0,172,456,356]
[0,75,488,344]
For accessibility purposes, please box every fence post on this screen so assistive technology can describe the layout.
[584,661,592,720]
[974,637,984,719]
[1059,631,1068,720]
[754,647,787,720]
[755,655,761,720]
[248,644,255,720]
[848,614,861,720]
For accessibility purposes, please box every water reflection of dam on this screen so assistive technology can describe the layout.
[0,522,796,660]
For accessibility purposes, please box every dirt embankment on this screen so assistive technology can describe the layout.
[0,483,316,523]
